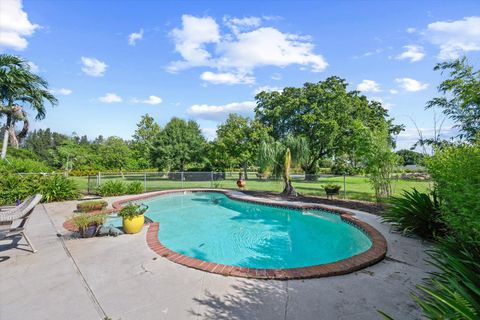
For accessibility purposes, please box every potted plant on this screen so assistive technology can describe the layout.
[118,203,147,234]
[323,184,341,199]
[72,213,107,238]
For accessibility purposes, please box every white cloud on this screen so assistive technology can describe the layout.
[200,71,255,85]
[131,95,162,105]
[223,16,262,34]
[168,15,328,79]
[168,15,220,71]
[395,78,428,92]
[50,88,72,96]
[0,0,39,50]
[253,85,282,95]
[426,16,480,60]
[406,27,416,34]
[81,57,107,77]
[27,61,39,73]
[99,93,122,103]
[389,89,399,94]
[396,45,425,62]
[128,29,143,46]
[357,80,381,92]
[188,101,255,121]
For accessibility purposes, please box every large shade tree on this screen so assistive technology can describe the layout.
[211,114,269,178]
[255,77,402,175]
[0,54,57,159]
[151,118,206,171]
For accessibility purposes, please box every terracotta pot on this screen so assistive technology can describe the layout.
[237,180,246,188]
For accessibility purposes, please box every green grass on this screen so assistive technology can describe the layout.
[72,174,431,202]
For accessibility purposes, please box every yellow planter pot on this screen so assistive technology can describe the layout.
[122,214,145,234]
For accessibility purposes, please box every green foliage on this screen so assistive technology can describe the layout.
[118,203,147,219]
[96,180,144,196]
[151,117,206,171]
[396,149,425,166]
[427,57,480,142]
[76,200,108,212]
[72,212,107,229]
[330,154,362,175]
[413,239,480,319]
[210,114,270,172]
[0,54,58,156]
[97,180,126,197]
[0,156,51,173]
[382,188,444,239]
[323,184,341,192]
[255,77,401,174]
[126,181,143,194]
[426,143,480,244]
[41,175,80,202]
[0,172,79,205]
[132,114,161,168]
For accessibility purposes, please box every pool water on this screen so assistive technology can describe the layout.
[141,192,372,269]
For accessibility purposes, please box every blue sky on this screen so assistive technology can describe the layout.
[1,0,479,149]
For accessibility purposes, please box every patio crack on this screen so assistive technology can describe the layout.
[284,280,290,320]
[42,204,108,320]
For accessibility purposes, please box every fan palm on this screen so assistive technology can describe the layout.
[0,54,57,159]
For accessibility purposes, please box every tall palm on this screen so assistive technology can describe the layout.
[0,54,57,159]
[257,135,310,196]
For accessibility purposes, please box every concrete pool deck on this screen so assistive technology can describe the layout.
[0,191,433,320]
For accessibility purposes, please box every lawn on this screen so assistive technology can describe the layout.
[72,174,432,202]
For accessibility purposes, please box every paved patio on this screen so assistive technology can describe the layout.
[0,192,432,320]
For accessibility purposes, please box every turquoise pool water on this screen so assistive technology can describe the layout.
[141,192,372,269]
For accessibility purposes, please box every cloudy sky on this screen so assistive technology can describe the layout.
[1,0,479,149]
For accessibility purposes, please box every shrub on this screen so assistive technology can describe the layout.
[323,184,341,192]
[126,181,143,194]
[0,157,52,173]
[426,143,480,244]
[40,175,80,202]
[0,172,79,205]
[118,203,147,219]
[382,188,444,239]
[97,180,126,197]
[77,200,108,212]
[413,239,480,319]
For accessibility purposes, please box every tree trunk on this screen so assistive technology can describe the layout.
[1,116,12,159]
[281,179,298,197]
[8,124,19,149]
[242,162,248,180]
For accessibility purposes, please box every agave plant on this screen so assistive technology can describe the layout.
[413,239,480,319]
[382,188,444,239]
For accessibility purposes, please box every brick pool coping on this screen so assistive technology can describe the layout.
[110,189,387,280]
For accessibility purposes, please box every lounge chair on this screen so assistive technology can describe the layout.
[0,194,42,253]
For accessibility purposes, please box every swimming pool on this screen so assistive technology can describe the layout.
[139,191,374,270]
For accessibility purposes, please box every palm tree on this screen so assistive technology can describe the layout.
[0,54,57,159]
[257,135,310,196]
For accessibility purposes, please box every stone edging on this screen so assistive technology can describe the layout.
[112,189,388,280]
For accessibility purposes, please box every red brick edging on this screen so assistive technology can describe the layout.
[114,189,387,280]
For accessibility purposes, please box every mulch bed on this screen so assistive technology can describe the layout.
[240,190,386,215]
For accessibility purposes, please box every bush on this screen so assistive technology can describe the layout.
[382,188,444,239]
[426,143,480,244]
[40,175,80,202]
[0,157,52,173]
[413,239,480,319]
[77,200,108,212]
[0,173,79,205]
[126,181,143,194]
[97,180,126,197]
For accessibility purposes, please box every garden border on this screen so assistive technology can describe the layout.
[112,188,387,280]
